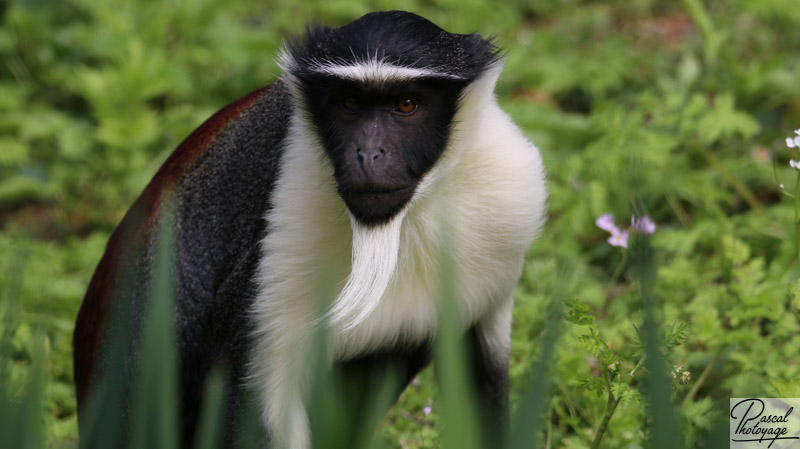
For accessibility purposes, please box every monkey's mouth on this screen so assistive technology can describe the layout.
[338,184,416,225]
[348,185,413,196]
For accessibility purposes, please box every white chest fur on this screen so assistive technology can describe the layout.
[249,69,547,449]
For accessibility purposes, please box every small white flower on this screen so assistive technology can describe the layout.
[781,184,785,189]
[791,160,800,171]
[789,137,800,148]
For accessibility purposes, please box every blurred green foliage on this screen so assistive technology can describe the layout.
[2,0,800,447]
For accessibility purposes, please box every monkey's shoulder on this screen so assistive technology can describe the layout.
[169,81,296,304]
[454,106,548,247]
[91,79,295,329]
[128,80,295,301]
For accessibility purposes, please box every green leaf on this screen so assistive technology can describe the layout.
[695,93,759,144]
[579,376,606,397]
[564,297,594,326]
[770,378,800,398]
[0,138,28,166]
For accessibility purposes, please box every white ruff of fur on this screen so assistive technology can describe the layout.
[251,55,548,449]
[325,213,405,331]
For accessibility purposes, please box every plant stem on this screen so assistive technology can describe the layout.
[795,173,800,264]
[608,249,628,288]
[591,385,621,449]
[666,190,692,228]
[590,356,646,449]
[629,358,645,378]
[682,350,722,406]
[682,0,720,63]
[682,0,714,44]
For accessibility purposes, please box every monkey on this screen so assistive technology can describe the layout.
[73,10,547,449]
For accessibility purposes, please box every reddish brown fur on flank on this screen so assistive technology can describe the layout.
[73,85,273,405]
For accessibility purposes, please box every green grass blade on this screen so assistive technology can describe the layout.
[129,203,179,449]
[0,250,46,449]
[0,250,26,449]
[350,370,399,449]
[631,235,684,449]
[506,267,570,449]
[307,267,349,449]
[307,325,350,449]
[77,273,136,449]
[194,369,227,449]
[232,386,266,449]
[12,335,47,449]
[435,241,482,449]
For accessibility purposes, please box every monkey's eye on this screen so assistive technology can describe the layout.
[343,97,361,112]
[395,98,417,114]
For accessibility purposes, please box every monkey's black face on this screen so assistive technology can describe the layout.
[303,78,465,225]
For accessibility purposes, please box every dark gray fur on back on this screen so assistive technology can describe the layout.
[171,81,291,446]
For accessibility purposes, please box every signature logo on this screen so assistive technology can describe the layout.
[730,398,800,448]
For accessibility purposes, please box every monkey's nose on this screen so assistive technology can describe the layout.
[357,147,385,163]
[356,148,387,175]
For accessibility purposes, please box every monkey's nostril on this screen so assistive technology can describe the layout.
[357,148,384,163]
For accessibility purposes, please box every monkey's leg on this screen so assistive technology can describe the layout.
[467,298,513,447]
[330,344,432,447]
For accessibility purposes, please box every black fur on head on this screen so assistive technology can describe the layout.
[281,11,502,83]
[279,12,502,226]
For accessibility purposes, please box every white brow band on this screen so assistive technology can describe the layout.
[310,60,460,82]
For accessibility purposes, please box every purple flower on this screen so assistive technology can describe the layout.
[597,213,656,248]
[595,213,618,233]
[423,406,432,416]
[608,228,629,248]
[631,215,657,234]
